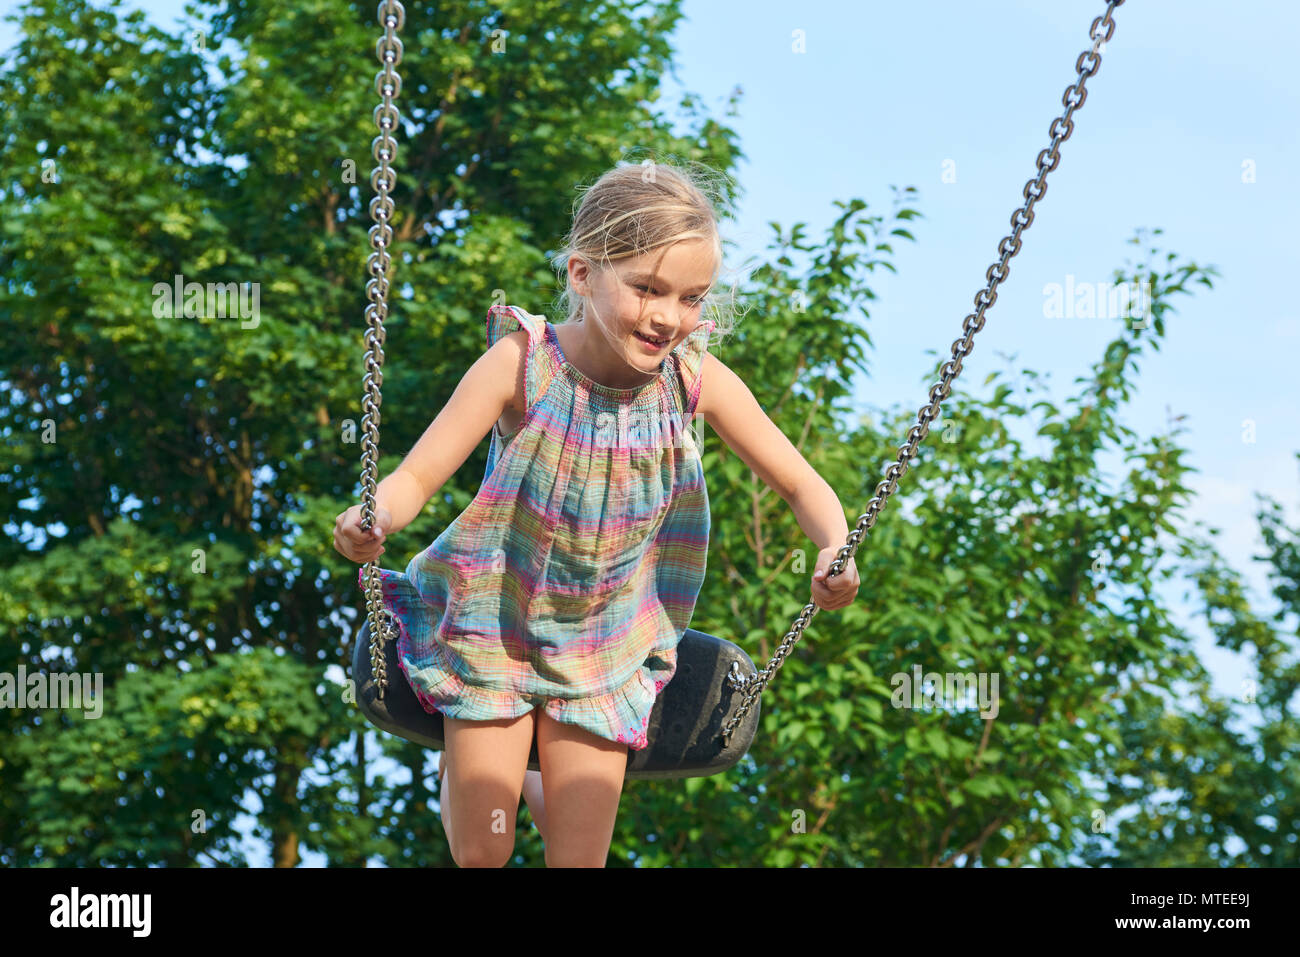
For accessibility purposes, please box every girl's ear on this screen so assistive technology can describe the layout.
[569,260,591,297]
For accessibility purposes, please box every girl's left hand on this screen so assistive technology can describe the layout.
[811,546,860,610]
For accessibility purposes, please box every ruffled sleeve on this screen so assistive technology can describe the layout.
[671,318,716,417]
[485,303,555,410]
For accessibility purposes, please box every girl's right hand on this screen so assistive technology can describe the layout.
[333,504,393,564]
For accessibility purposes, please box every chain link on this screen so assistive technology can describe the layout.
[359,0,405,700]
[719,0,1126,744]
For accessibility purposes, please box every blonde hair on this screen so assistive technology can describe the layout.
[549,156,741,343]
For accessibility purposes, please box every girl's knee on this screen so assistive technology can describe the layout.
[451,837,515,868]
[446,798,521,867]
[447,800,518,867]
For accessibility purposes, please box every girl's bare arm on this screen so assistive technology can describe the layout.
[695,351,861,608]
[696,352,850,550]
[374,329,528,533]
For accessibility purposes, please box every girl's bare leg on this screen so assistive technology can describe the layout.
[440,724,548,849]
[521,769,547,842]
[439,712,535,867]
[534,708,628,867]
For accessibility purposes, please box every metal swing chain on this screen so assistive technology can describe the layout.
[359,0,406,700]
[719,0,1126,744]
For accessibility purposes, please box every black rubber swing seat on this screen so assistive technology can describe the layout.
[352,617,762,780]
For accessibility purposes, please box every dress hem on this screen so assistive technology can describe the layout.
[359,566,667,751]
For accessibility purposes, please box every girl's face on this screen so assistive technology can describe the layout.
[569,239,716,379]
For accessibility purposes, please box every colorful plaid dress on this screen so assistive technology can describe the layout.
[361,303,714,751]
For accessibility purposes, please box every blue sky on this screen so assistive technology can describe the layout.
[4,1,1296,864]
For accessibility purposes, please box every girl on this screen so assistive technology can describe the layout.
[334,161,860,867]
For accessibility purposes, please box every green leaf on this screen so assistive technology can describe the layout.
[828,700,853,733]
[924,728,951,759]
[962,776,1002,798]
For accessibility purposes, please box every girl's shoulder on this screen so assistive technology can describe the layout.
[670,319,717,417]
[486,303,547,348]
[485,303,559,411]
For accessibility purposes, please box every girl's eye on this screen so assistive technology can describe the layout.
[634,283,704,305]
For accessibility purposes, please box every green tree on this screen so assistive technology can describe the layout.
[3,0,1289,869]
[1075,497,1300,866]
